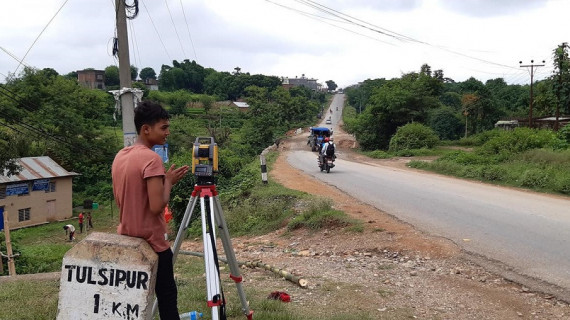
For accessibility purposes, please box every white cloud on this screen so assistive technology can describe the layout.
[1,0,568,88]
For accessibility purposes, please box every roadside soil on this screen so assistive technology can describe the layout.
[183,127,570,319]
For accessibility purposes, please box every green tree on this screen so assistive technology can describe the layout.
[428,107,463,140]
[326,80,338,91]
[104,65,119,87]
[459,77,501,134]
[200,95,214,114]
[64,71,78,80]
[1,68,117,198]
[130,65,138,81]
[552,42,570,128]
[351,68,442,150]
[139,67,157,82]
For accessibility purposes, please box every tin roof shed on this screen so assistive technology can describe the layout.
[0,156,79,183]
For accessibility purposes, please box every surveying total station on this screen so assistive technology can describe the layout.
[152,137,253,320]
[191,137,219,185]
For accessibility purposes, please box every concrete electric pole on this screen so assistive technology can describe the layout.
[115,0,136,147]
[519,60,545,129]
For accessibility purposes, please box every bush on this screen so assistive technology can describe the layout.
[479,127,560,156]
[520,169,552,189]
[287,198,356,231]
[389,123,439,152]
[554,174,570,194]
[480,165,508,181]
[438,150,496,165]
[458,129,503,147]
[364,150,390,159]
[558,123,570,144]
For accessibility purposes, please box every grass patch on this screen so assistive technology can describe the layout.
[0,279,60,319]
[2,203,120,275]
[362,147,456,159]
[287,198,360,231]
[408,147,570,195]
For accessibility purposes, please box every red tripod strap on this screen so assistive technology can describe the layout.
[229,274,243,283]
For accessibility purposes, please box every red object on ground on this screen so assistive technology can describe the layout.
[164,205,173,223]
[268,291,291,302]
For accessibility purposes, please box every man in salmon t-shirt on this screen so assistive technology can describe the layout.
[112,100,189,320]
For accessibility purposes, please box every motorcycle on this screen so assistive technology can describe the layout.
[318,155,335,173]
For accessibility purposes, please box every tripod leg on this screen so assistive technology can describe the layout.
[152,195,199,318]
[202,196,221,320]
[213,196,254,319]
[172,195,199,262]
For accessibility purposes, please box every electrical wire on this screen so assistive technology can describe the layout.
[14,0,71,74]
[140,0,172,62]
[179,0,198,61]
[128,19,143,72]
[164,0,187,58]
[265,0,396,46]
[277,0,520,71]
[0,46,33,70]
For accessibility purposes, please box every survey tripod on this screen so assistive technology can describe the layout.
[152,182,254,320]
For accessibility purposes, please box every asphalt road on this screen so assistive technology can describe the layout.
[288,94,570,298]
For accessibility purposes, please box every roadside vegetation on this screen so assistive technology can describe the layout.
[342,42,570,197]
[409,127,570,195]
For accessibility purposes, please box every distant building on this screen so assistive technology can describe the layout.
[144,78,159,91]
[516,116,570,130]
[0,157,79,229]
[77,69,105,90]
[495,120,519,130]
[230,101,250,112]
[282,74,319,91]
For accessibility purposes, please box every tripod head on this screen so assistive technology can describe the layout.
[192,137,218,185]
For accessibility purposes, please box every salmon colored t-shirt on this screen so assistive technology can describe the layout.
[112,145,169,252]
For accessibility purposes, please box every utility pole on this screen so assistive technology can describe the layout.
[116,0,136,147]
[519,60,545,129]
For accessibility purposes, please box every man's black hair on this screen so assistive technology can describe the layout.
[134,100,170,134]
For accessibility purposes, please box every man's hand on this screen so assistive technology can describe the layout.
[165,164,190,185]
[148,164,189,215]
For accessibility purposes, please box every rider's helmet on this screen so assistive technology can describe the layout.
[324,137,330,142]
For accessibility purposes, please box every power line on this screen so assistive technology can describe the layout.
[179,0,198,61]
[164,0,187,57]
[14,0,71,74]
[0,46,33,69]
[128,19,143,71]
[140,0,172,62]
[282,0,520,71]
[265,0,396,46]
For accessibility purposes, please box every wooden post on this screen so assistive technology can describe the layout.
[4,211,16,276]
[0,238,4,275]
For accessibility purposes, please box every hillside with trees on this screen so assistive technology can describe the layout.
[0,62,325,214]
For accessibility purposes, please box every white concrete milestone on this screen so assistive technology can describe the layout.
[57,232,158,320]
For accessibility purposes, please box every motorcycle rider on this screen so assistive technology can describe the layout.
[318,137,329,166]
[322,137,336,159]
[319,137,336,167]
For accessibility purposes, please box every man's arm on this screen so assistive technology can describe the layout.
[147,164,189,215]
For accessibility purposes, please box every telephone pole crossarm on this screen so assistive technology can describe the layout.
[519,60,545,128]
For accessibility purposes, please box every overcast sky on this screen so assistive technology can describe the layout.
[1,0,568,88]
